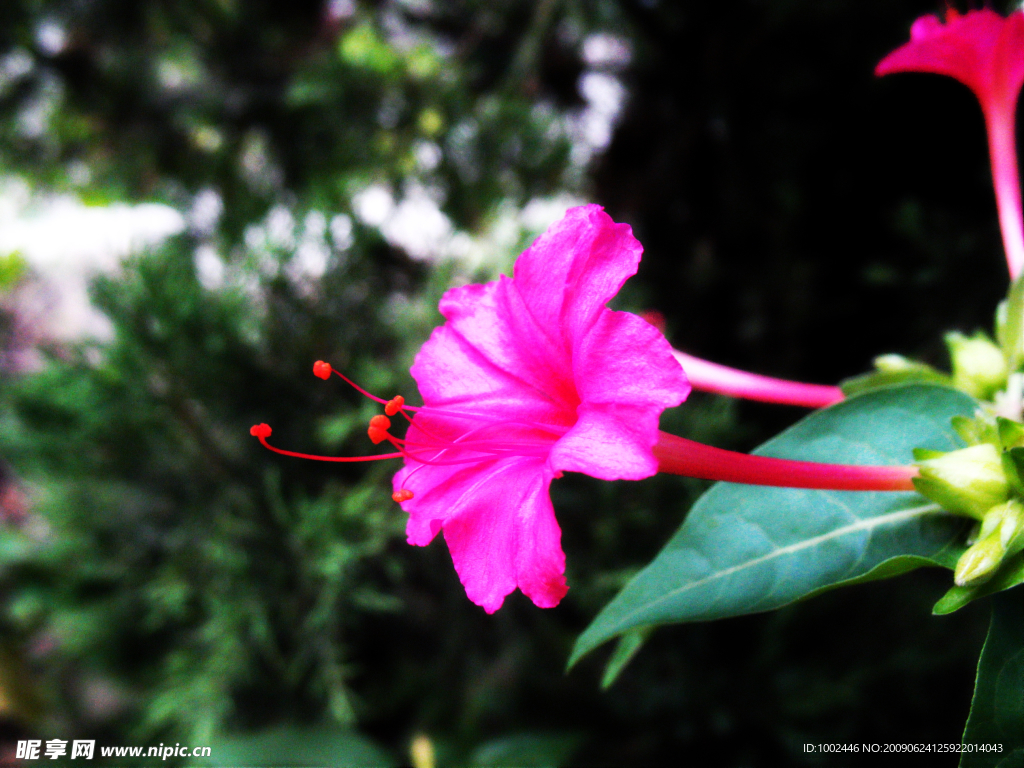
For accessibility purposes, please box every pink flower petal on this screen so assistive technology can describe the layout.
[512,204,644,341]
[411,280,576,422]
[550,401,663,480]
[551,309,690,480]
[573,308,690,411]
[876,9,1024,112]
[437,457,561,613]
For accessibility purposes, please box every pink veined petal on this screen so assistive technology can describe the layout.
[425,276,578,411]
[875,10,1012,102]
[439,457,560,613]
[991,13,1024,109]
[573,308,690,409]
[395,413,554,545]
[549,307,690,480]
[512,205,645,342]
[550,401,664,481]
[513,490,568,609]
[410,304,571,424]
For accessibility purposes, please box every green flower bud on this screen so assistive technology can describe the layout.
[954,501,1024,587]
[913,444,1010,519]
[986,499,1024,557]
[954,529,1005,587]
[951,412,1000,448]
[997,417,1024,450]
[946,331,1009,400]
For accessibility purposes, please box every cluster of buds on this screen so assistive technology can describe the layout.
[914,412,1024,586]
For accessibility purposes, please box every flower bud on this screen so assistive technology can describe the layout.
[986,499,1024,556]
[997,417,1024,450]
[913,444,1010,519]
[946,331,1009,400]
[954,529,1005,587]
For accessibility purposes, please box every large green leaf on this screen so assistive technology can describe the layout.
[960,588,1024,768]
[571,384,977,666]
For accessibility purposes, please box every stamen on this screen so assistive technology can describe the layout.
[256,361,572,493]
[249,423,403,462]
[330,368,390,406]
[368,414,392,445]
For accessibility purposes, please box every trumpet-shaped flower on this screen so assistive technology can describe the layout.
[252,209,919,613]
[876,8,1024,278]
[392,205,690,612]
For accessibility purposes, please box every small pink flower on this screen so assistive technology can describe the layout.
[876,8,1024,278]
[393,205,690,612]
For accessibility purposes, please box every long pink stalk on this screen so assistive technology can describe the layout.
[674,350,845,409]
[986,107,1024,279]
[654,432,917,490]
[874,9,1024,279]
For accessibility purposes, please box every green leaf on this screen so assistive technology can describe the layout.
[934,553,1024,615]
[570,384,977,667]
[959,588,1024,768]
[600,628,650,690]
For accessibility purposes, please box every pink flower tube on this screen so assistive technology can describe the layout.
[672,350,844,408]
[252,206,917,613]
[653,432,915,491]
[876,9,1024,279]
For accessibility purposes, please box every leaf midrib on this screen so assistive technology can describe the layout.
[605,501,943,630]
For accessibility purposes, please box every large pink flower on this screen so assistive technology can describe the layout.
[251,211,921,613]
[876,8,1024,278]
[392,205,690,612]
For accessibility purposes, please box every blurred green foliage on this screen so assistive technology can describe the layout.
[0,0,1009,765]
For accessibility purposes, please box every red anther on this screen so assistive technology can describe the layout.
[367,414,392,445]
[385,395,405,416]
[392,489,414,502]
[313,360,332,380]
[250,423,272,438]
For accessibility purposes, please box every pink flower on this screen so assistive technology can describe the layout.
[392,205,690,612]
[876,8,1024,279]
[251,211,918,613]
